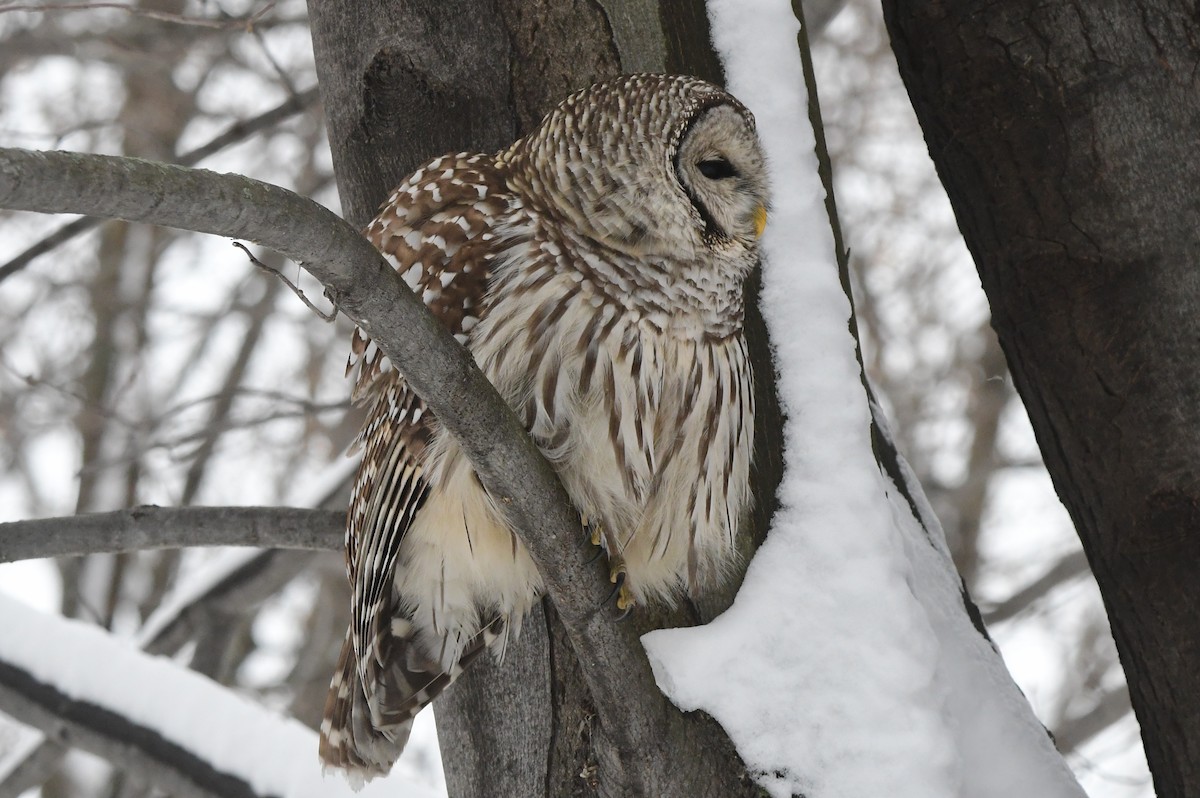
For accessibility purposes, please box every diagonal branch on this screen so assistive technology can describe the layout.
[0,147,687,793]
[137,549,319,655]
[1054,685,1133,756]
[982,550,1091,625]
[0,506,342,563]
[0,732,62,798]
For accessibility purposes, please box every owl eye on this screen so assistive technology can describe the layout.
[697,157,737,180]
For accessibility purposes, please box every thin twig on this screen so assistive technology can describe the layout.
[232,242,337,322]
[0,1,276,30]
[247,22,300,97]
[0,87,318,284]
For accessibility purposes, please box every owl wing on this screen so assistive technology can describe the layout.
[320,154,512,778]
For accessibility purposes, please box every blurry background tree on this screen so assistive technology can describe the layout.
[0,0,1148,796]
[881,2,1200,796]
[815,6,1141,789]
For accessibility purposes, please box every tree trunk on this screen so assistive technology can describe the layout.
[308,1,781,794]
[881,2,1200,796]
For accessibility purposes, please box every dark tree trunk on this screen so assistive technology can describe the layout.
[881,2,1200,796]
[308,1,781,795]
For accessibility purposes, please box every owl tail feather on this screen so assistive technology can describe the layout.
[319,617,507,784]
[319,631,410,786]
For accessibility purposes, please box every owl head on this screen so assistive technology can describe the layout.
[511,74,770,262]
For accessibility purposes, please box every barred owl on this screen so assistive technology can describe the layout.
[319,73,768,780]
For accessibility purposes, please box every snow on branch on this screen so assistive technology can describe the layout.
[2,548,318,794]
[0,594,440,798]
[0,506,342,563]
[0,147,701,794]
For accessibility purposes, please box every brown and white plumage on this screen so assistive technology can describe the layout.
[320,74,768,781]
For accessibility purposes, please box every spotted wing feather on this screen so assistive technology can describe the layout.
[319,154,508,778]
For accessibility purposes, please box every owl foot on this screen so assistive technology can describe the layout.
[586,520,636,617]
[607,558,636,618]
[583,519,607,565]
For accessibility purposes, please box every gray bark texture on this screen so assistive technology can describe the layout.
[308,1,781,796]
[881,3,1200,796]
[0,506,342,563]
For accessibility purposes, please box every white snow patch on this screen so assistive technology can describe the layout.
[0,593,440,798]
[642,2,1087,797]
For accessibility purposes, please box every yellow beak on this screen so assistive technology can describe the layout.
[753,204,768,238]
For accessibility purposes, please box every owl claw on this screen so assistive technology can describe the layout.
[586,525,635,615]
[605,559,635,615]
[609,557,626,584]
[615,586,635,615]
[584,520,605,564]
[604,568,624,605]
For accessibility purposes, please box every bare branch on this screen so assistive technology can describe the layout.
[0,86,319,283]
[1055,686,1134,756]
[0,146,672,790]
[982,550,1091,625]
[0,1,276,31]
[0,506,342,563]
[179,276,283,503]
[0,731,63,798]
[0,215,94,284]
[138,549,319,655]
[178,88,319,165]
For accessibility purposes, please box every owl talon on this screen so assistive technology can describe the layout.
[606,580,635,616]
[615,583,636,616]
[609,557,626,584]
[605,558,635,615]
[604,569,625,606]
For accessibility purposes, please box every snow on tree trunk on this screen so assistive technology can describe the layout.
[641,2,1087,796]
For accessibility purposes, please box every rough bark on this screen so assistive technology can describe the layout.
[308,1,781,795]
[881,2,1200,795]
